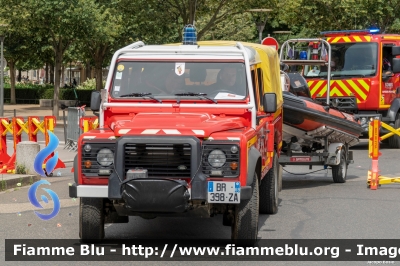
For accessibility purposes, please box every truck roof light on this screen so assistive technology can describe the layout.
[321,25,380,37]
[182,24,197,45]
[320,29,370,36]
[368,25,380,34]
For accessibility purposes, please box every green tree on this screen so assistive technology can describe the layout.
[0,0,42,104]
[26,0,97,118]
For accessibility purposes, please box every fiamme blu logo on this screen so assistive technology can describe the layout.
[28,131,61,220]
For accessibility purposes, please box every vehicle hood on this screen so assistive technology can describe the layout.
[112,113,246,137]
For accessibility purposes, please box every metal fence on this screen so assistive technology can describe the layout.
[64,107,85,151]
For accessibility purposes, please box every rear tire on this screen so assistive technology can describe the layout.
[388,113,400,148]
[332,150,347,183]
[259,153,279,214]
[231,173,259,244]
[79,198,105,242]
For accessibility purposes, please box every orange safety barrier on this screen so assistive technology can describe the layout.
[367,118,400,189]
[80,116,99,133]
[0,116,66,174]
[367,119,381,190]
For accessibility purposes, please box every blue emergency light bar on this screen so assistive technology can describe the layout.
[183,24,197,45]
[321,26,380,36]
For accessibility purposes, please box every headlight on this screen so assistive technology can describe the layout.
[331,98,339,108]
[207,149,226,168]
[97,148,114,166]
[360,117,367,125]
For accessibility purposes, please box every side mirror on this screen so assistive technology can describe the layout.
[392,46,400,56]
[263,93,277,113]
[392,58,400,73]
[90,91,101,111]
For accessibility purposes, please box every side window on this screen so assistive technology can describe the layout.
[382,44,394,71]
[257,68,264,111]
[251,69,260,109]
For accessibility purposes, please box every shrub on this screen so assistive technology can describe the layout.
[77,78,96,90]
[3,87,93,105]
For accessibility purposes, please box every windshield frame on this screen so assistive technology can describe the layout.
[109,59,249,102]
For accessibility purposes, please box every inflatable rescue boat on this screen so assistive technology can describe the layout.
[282,73,363,150]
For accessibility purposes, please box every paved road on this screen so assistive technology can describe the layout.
[1,139,400,266]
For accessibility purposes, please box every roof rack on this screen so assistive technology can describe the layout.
[279,38,333,105]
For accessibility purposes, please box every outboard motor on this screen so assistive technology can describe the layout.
[287,73,311,98]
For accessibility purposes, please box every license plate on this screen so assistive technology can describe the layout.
[207,181,240,203]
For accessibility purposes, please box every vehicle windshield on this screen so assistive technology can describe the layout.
[111,61,247,100]
[304,42,378,78]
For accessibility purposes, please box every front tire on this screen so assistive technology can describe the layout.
[388,113,400,148]
[231,173,259,244]
[259,153,279,214]
[332,150,347,183]
[79,197,105,242]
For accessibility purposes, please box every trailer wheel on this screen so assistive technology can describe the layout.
[259,153,279,214]
[231,173,259,244]
[332,150,347,183]
[79,197,105,242]
[388,113,400,149]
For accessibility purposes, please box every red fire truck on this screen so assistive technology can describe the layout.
[303,28,400,148]
[69,29,284,243]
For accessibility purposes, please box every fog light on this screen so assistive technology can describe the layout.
[83,144,91,152]
[230,145,238,153]
[210,170,223,176]
[230,162,238,170]
[99,169,111,175]
[84,160,92,169]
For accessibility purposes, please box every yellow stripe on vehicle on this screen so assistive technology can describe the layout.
[357,79,370,92]
[353,36,363,42]
[343,37,352,42]
[310,80,326,95]
[330,87,343,97]
[247,136,257,149]
[346,80,367,100]
[334,80,352,96]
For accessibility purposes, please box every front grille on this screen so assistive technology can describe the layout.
[124,143,191,177]
[81,142,115,177]
[202,144,240,177]
[315,97,357,110]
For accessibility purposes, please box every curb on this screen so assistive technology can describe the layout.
[0,175,41,192]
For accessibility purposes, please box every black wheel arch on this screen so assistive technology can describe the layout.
[246,146,261,186]
[386,98,400,122]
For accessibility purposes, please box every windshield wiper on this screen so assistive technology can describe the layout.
[338,74,366,77]
[119,92,162,103]
[174,92,217,104]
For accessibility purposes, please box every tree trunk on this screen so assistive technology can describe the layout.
[17,69,21,82]
[95,66,103,91]
[85,60,91,81]
[61,64,65,87]
[53,51,63,119]
[50,63,54,84]
[9,60,16,104]
[93,45,110,91]
[189,0,196,25]
[45,63,49,83]
[94,55,103,91]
